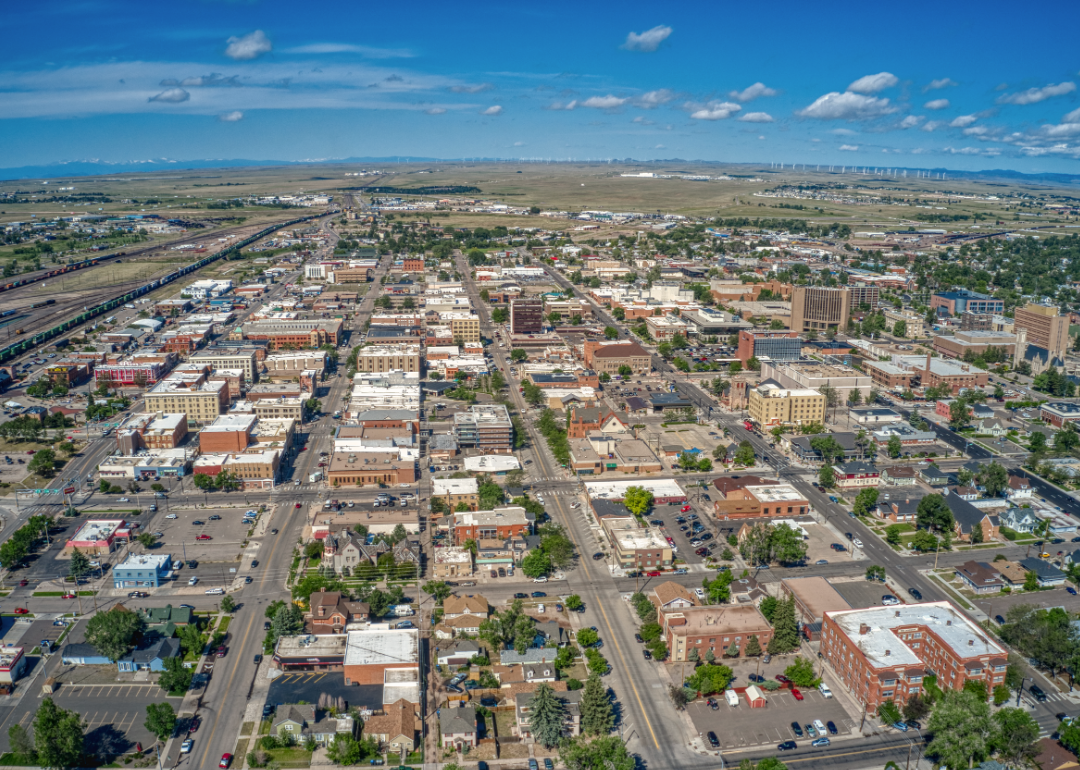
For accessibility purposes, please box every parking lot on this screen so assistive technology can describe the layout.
[266,672,382,712]
[832,578,902,609]
[648,501,716,567]
[0,683,181,759]
[687,685,857,750]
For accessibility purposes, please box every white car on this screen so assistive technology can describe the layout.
[818,682,833,699]
[188,577,199,586]
[205,588,225,595]
[533,576,548,583]
[570,503,580,509]
[180,740,193,754]
[165,513,178,519]
[118,497,130,502]
[852,538,863,548]
[694,587,705,599]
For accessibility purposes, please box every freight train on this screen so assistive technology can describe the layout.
[0,256,114,293]
[0,216,316,364]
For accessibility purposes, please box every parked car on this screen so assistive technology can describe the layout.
[908,587,923,601]
[790,722,803,737]
[707,732,720,748]
[219,754,233,768]
[812,737,831,747]
[882,595,900,606]
[778,741,798,751]
[791,687,803,701]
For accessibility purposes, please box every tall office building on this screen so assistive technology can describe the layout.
[510,297,543,334]
[790,287,851,334]
[1014,303,1069,360]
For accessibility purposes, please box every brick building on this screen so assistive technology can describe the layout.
[342,626,419,686]
[660,605,773,663]
[582,340,652,375]
[510,298,543,335]
[452,507,533,545]
[821,601,1007,711]
[326,452,416,487]
[200,414,257,453]
[736,331,802,364]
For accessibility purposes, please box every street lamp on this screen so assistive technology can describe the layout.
[1016,676,1033,707]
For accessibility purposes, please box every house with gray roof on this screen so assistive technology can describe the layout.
[117,638,181,672]
[946,493,999,543]
[1000,507,1038,534]
[439,704,477,748]
[1018,557,1066,587]
[499,648,558,666]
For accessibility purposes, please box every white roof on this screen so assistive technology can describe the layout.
[116,553,171,570]
[584,478,685,500]
[747,484,804,503]
[827,600,1004,669]
[344,627,419,667]
[463,455,521,473]
[433,478,479,496]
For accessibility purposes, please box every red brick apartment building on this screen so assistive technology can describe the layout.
[821,601,1007,711]
[660,605,774,663]
[402,258,425,273]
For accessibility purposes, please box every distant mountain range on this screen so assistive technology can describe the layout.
[0,156,1077,187]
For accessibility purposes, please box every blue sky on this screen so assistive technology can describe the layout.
[4,0,1080,174]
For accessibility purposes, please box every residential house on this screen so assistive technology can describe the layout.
[272,704,357,745]
[980,419,1009,437]
[439,704,477,749]
[954,561,1004,594]
[948,485,979,501]
[877,499,919,523]
[363,699,420,753]
[323,533,421,576]
[436,640,482,667]
[433,614,486,640]
[1018,557,1066,587]
[730,576,769,605]
[117,638,181,672]
[567,408,630,439]
[306,589,370,635]
[522,663,557,683]
[1032,738,1080,770]
[1000,507,1038,534]
[653,581,697,613]
[444,595,490,619]
[1006,475,1033,501]
[515,689,582,743]
[831,461,880,490]
[433,546,474,578]
[879,466,918,486]
[946,494,999,543]
[994,561,1030,586]
[919,465,950,486]
[137,605,195,638]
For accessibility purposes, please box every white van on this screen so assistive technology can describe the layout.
[818,682,833,699]
[725,690,739,707]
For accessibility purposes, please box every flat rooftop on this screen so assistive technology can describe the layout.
[747,484,804,503]
[344,626,419,667]
[276,634,348,658]
[585,478,685,500]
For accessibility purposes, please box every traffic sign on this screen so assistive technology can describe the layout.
[64,487,75,495]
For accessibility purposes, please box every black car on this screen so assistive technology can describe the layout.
[635,633,644,643]
[264,621,271,631]
[592,552,604,560]
[186,560,198,569]
[908,588,923,601]
[826,721,838,735]
[1031,685,1049,702]
[790,722,803,737]
[643,649,652,660]
[480,698,498,708]
[707,732,720,748]
[778,741,798,752]
[700,533,713,542]
[514,593,528,599]
[995,615,1006,626]
[531,591,547,598]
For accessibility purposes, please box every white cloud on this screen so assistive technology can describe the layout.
[729,82,777,102]
[688,100,741,120]
[425,107,446,115]
[924,78,958,92]
[963,126,989,136]
[621,25,673,53]
[1065,107,1080,123]
[634,89,675,108]
[546,100,577,111]
[225,30,272,61]
[218,110,243,122]
[839,144,860,151]
[739,112,774,123]
[582,95,628,109]
[950,114,978,128]
[481,105,502,115]
[997,81,1076,105]
[513,141,526,146]
[448,83,494,94]
[847,72,898,94]
[282,43,413,58]
[943,146,1000,156]
[797,91,897,120]
[924,99,949,110]
[149,88,190,103]
[655,144,666,149]
[161,73,239,88]
[900,115,924,128]
[632,115,654,124]
[910,147,927,154]
[922,120,945,132]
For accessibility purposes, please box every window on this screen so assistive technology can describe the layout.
[882,690,894,698]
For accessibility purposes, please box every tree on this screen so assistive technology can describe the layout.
[1030,431,1048,452]
[818,465,835,489]
[617,364,632,377]
[917,495,953,536]
[703,570,734,604]
[579,673,614,736]
[623,486,654,517]
[8,724,34,761]
[144,702,177,743]
[577,628,599,648]
[759,595,779,622]
[902,692,930,723]
[734,442,756,466]
[560,735,635,770]
[669,684,690,711]
[528,684,567,749]
[510,349,528,363]
[158,655,193,694]
[220,595,236,613]
[84,606,143,662]
[926,689,993,770]
[27,449,57,476]
[423,580,453,603]
[853,487,879,517]
[847,388,862,407]
[33,698,85,770]
[1060,719,1080,755]
[739,523,773,567]
[949,399,970,429]
[136,531,157,550]
[991,708,1040,767]
[885,524,903,546]
[327,732,364,765]
[893,320,907,337]
[979,462,1009,498]
[604,326,619,340]
[744,635,762,657]
[68,547,91,583]
[177,623,205,657]
[767,598,799,654]
[784,657,818,687]
[565,595,583,612]
[687,662,733,694]
[887,434,903,458]
[521,549,552,578]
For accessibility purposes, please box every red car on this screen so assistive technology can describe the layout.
[680,505,692,512]
[294,503,302,509]
[791,687,804,701]
[13,608,28,615]
[219,754,233,769]
[196,534,212,541]
[18,580,28,587]
[189,716,201,733]
[61,593,76,599]
[215,646,227,658]
[775,674,790,684]
[646,571,661,577]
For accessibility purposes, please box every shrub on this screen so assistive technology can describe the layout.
[566,678,583,690]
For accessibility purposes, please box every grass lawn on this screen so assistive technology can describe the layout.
[494,708,516,739]
[218,616,232,635]
[241,721,254,736]
[263,747,313,768]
